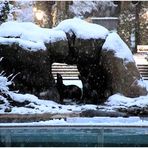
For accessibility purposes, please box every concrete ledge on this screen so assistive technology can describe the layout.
[0,113,80,123]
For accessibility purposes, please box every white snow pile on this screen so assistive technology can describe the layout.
[0,18,109,51]
[1,91,97,114]
[54,18,109,39]
[0,21,66,51]
[0,18,136,65]
[102,32,134,63]
[104,93,148,110]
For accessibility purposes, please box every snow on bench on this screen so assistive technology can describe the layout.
[52,63,79,80]
[137,45,148,53]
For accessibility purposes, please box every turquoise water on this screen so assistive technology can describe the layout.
[0,126,148,147]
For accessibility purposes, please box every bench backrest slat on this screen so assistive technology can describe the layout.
[137,45,148,53]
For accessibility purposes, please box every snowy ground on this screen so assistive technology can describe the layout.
[0,78,148,115]
[0,81,148,115]
[0,75,148,126]
[144,80,148,91]
[0,65,147,125]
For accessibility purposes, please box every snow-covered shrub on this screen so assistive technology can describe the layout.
[0,67,12,112]
[0,57,12,95]
[0,1,10,23]
[7,1,34,22]
[69,1,116,18]
[0,63,40,113]
[0,72,12,94]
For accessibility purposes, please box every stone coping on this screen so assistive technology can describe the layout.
[0,113,80,123]
[0,110,130,123]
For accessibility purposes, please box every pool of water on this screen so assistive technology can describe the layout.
[0,126,148,147]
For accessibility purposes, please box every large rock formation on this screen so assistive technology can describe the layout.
[0,22,69,103]
[0,44,60,102]
[0,18,147,104]
[101,32,147,97]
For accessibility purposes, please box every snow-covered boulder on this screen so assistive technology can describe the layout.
[0,18,147,104]
[54,18,108,64]
[0,21,69,102]
[102,32,147,97]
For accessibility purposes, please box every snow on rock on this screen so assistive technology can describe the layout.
[5,101,97,114]
[0,18,109,51]
[105,93,148,109]
[138,79,147,89]
[102,32,134,63]
[9,92,39,103]
[54,18,109,39]
[0,37,46,51]
[0,21,67,51]
[0,91,98,114]
[1,91,148,115]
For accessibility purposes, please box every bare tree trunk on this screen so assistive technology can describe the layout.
[134,2,141,53]
[35,1,55,27]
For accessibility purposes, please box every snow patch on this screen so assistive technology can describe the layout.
[0,18,109,51]
[102,32,134,63]
[0,117,148,126]
[137,79,147,88]
[0,21,67,51]
[9,92,39,103]
[105,93,148,108]
[55,18,109,39]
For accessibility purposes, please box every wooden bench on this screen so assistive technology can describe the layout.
[52,63,79,80]
[137,64,148,80]
[136,45,148,80]
[137,45,148,53]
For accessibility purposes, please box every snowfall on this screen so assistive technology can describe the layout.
[0,18,148,126]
